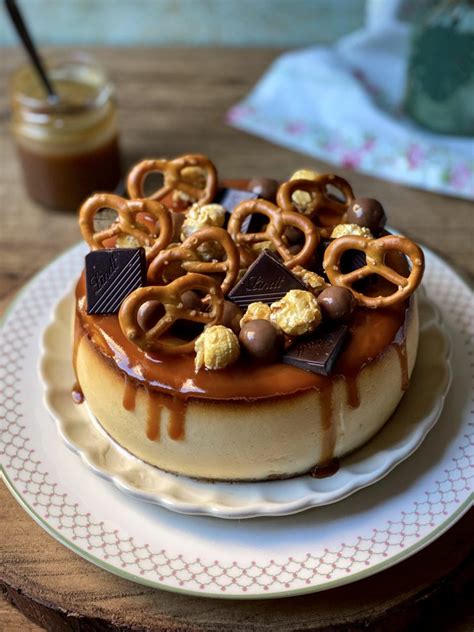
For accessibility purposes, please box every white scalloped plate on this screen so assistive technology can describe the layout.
[40,283,451,519]
[1,242,472,598]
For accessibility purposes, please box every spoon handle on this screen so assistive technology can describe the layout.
[4,0,58,101]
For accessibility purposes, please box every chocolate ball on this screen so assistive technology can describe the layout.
[247,177,279,202]
[317,286,355,322]
[221,300,243,334]
[239,319,285,363]
[137,300,166,331]
[346,198,386,234]
[284,225,304,245]
[181,290,203,311]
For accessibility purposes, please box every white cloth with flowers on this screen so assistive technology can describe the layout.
[227,20,473,200]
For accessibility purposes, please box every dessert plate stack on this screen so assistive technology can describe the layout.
[1,242,472,597]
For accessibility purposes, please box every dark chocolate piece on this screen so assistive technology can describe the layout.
[86,248,146,315]
[215,187,263,232]
[282,324,348,376]
[228,249,307,308]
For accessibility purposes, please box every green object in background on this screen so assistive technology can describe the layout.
[405,0,474,135]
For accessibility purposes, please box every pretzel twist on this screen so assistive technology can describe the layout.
[323,234,424,308]
[277,175,354,230]
[227,199,319,269]
[119,273,224,354]
[79,193,173,262]
[147,226,240,295]
[127,154,218,207]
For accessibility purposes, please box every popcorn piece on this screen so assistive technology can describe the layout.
[270,289,321,336]
[194,325,240,371]
[331,223,373,239]
[240,302,272,327]
[181,203,226,240]
[172,166,207,203]
[115,233,140,248]
[290,169,320,181]
[291,190,313,213]
[294,268,327,292]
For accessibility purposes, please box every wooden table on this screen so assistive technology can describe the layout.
[1,47,473,631]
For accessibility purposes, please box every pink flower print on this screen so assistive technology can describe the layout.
[226,105,255,124]
[341,150,362,170]
[406,144,425,170]
[285,121,308,135]
[362,136,376,151]
[448,162,471,189]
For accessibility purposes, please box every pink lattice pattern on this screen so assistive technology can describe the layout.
[1,247,473,593]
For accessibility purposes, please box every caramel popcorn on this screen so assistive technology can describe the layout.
[290,169,320,181]
[116,233,141,249]
[172,166,207,203]
[194,325,240,371]
[294,267,327,292]
[331,223,373,239]
[270,289,321,336]
[240,302,272,327]
[181,203,226,240]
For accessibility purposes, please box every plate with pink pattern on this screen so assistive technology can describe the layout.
[1,243,472,598]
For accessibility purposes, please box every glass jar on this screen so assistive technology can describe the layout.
[10,52,122,211]
[405,0,474,135]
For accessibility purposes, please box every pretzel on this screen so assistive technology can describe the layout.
[127,154,218,207]
[147,226,240,295]
[119,273,224,354]
[227,199,319,269]
[323,234,424,308]
[277,175,354,231]
[79,193,173,262]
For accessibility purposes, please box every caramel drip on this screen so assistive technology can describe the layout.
[311,458,340,479]
[71,382,84,404]
[167,397,187,440]
[122,377,137,411]
[319,382,335,464]
[345,376,360,409]
[395,341,409,392]
[146,389,162,441]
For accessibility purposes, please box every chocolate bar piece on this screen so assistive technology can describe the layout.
[282,324,348,376]
[86,248,146,315]
[228,249,307,309]
[215,187,262,232]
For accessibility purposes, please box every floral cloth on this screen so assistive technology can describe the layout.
[227,23,474,200]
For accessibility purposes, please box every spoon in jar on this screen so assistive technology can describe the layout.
[4,0,59,104]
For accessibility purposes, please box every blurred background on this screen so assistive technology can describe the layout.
[0,0,433,47]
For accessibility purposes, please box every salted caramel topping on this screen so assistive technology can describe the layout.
[75,273,412,401]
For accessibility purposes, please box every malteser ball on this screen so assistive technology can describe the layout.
[239,319,285,362]
[181,290,203,311]
[221,300,244,334]
[137,300,165,331]
[247,177,279,202]
[346,197,386,234]
[317,286,355,322]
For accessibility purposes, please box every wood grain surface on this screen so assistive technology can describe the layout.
[1,47,473,631]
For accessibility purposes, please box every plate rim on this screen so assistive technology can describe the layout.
[1,241,473,599]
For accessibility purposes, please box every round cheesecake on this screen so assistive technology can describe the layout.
[74,169,423,481]
[74,278,418,481]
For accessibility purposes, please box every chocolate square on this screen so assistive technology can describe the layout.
[282,325,348,376]
[215,187,262,232]
[86,248,146,315]
[228,249,307,309]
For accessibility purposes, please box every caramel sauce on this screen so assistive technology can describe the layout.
[146,389,162,441]
[395,341,409,392]
[345,376,360,409]
[311,458,340,479]
[319,382,335,464]
[167,397,187,440]
[75,272,410,402]
[122,377,137,411]
[17,135,121,211]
